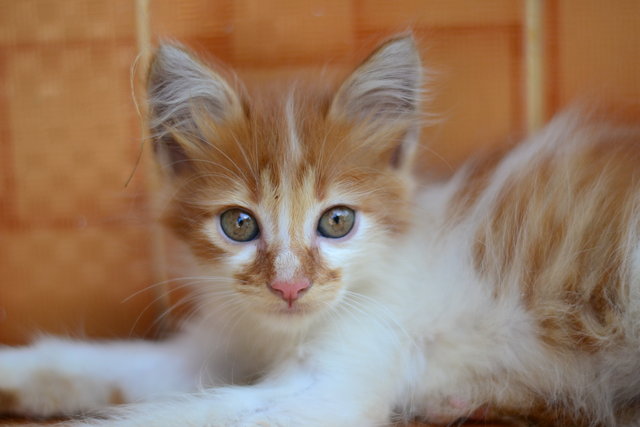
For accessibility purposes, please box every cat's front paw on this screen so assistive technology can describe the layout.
[0,348,123,418]
[0,370,123,418]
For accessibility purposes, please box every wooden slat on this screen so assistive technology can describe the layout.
[418,27,522,172]
[556,0,640,107]
[135,0,171,334]
[231,0,354,65]
[0,228,155,345]
[525,0,546,132]
[0,0,134,45]
[6,45,140,223]
[357,0,521,30]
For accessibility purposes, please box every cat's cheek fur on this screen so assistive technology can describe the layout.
[316,213,368,260]
[315,214,373,292]
[222,238,259,267]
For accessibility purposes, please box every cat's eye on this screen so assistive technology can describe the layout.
[317,206,355,239]
[220,208,259,242]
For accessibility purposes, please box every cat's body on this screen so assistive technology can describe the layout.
[1,36,640,426]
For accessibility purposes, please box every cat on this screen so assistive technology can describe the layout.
[1,34,640,427]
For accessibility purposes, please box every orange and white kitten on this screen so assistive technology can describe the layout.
[1,36,640,427]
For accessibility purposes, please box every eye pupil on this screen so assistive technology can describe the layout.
[220,209,259,242]
[318,206,355,239]
[236,214,248,227]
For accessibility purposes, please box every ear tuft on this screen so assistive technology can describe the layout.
[146,44,241,175]
[329,35,423,122]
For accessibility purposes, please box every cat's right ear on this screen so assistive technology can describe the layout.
[146,44,242,175]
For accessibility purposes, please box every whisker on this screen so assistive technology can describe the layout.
[129,277,237,335]
[123,275,234,303]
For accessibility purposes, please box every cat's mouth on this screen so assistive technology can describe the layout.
[267,289,323,318]
[274,304,307,316]
[250,298,319,324]
[273,292,315,315]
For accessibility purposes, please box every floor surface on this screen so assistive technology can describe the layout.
[0,418,509,427]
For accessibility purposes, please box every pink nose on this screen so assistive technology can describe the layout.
[269,279,311,306]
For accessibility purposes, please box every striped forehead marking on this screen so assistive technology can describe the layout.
[285,91,302,166]
[278,93,310,243]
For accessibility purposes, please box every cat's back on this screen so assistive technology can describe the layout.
[448,109,640,348]
[432,109,640,424]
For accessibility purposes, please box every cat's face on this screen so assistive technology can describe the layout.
[147,36,423,328]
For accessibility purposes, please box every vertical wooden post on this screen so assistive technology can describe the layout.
[135,0,171,334]
[525,0,546,133]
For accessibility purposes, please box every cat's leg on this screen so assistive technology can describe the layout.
[71,318,406,427]
[0,333,202,418]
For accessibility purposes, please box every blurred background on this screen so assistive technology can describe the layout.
[0,0,639,346]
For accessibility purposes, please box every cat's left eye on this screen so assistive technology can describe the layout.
[220,208,260,242]
[317,206,356,239]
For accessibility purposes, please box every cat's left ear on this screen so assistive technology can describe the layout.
[329,35,423,170]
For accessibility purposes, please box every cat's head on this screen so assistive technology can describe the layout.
[147,36,424,329]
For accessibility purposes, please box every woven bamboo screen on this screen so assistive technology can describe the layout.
[1,0,639,345]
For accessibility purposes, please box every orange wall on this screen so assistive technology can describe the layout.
[0,0,639,344]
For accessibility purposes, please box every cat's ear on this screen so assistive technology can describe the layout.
[146,44,242,175]
[329,36,423,171]
[329,35,423,122]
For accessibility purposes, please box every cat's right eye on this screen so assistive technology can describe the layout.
[219,208,260,242]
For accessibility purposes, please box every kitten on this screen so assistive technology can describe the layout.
[1,35,640,427]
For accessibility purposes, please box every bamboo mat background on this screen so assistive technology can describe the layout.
[0,1,639,425]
